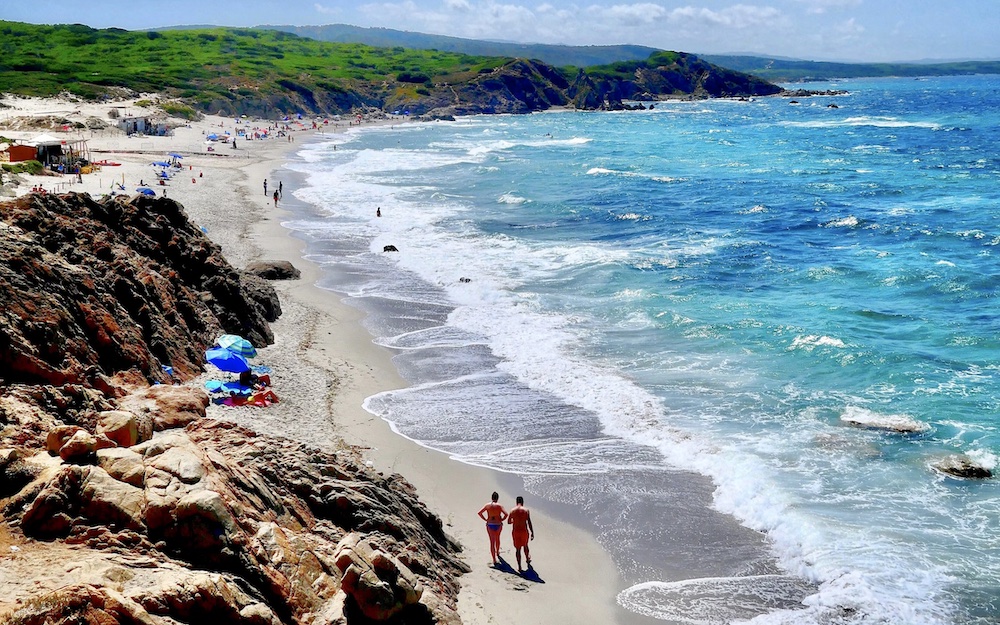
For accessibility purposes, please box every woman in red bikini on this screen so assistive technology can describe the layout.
[477,491,508,565]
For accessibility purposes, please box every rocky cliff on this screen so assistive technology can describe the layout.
[0,193,467,624]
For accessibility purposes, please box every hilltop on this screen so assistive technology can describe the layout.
[0,21,783,119]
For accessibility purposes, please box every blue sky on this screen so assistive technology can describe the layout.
[3,0,999,62]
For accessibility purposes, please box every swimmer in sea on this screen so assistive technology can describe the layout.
[477,491,508,565]
[507,495,534,572]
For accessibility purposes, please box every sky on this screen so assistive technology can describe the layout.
[3,0,1000,63]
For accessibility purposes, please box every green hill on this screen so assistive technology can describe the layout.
[0,21,783,118]
[264,23,660,68]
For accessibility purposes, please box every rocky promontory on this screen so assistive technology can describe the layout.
[0,193,467,624]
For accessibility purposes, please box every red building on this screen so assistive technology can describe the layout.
[0,143,38,163]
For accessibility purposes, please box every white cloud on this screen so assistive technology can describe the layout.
[833,16,864,37]
[595,3,669,26]
[794,0,861,15]
[314,3,338,15]
[667,4,783,29]
[444,0,472,10]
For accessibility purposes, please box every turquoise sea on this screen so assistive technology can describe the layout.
[285,75,1000,624]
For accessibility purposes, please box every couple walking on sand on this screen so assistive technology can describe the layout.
[478,492,534,572]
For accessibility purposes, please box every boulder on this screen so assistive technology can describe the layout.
[118,385,208,431]
[383,245,399,252]
[46,424,84,454]
[933,455,993,479]
[59,429,98,462]
[98,410,143,447]
[243,260,301,280]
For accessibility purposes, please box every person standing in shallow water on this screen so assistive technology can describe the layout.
[508,495,534,572]
[477,492,508,565]
[263,179,267,196]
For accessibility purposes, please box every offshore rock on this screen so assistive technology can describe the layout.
[933,455,993,480]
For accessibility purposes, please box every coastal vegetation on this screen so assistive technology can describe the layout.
[0,20,782,118]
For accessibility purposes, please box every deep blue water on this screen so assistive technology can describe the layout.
[286,75,1000,624]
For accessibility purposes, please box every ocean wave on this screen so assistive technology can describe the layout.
[790,334,847,350]
[781,116,941,130]
[497,192,528,204]
[586,167,686,183]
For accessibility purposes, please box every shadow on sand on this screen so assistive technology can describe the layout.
[495,557,545,583]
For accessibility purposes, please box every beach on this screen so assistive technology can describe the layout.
[1,95,641,625]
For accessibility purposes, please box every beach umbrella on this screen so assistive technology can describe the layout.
[207,133,218,140]
[168,152,183,159]
[205,348,250,373]
[136,187,155,196]
[216,334,257,358]
[158,171,169,178]
[152,161,171,167]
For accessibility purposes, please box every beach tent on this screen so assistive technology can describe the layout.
[136,187,156,196]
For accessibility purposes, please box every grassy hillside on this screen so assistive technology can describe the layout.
[266,23,660,68]
[0,21,784,117]
[700,54,1000,82]
[0,21,509,110]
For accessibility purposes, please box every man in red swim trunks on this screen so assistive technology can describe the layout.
[477,491,508,566]
[507,495,534,572]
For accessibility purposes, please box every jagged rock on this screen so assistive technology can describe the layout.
[97,410,142,447]
[59,430,98,462]
[243,260,301,280]
[383,245,398,252]
[240,273,282,323]
[334,532,424,620]
[933,455,992,479]
[0,193,276,401]
[45,424,84,454]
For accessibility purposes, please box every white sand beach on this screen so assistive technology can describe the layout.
[1,95,637,625]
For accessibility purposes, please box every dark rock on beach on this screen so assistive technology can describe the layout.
[243,260,302,280]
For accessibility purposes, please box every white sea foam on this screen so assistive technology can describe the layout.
[789,335,847,350]
[840,405,930,433]
[497,192,528,204]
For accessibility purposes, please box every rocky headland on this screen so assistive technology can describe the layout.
[0,192,467,624]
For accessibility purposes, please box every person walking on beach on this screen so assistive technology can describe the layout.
[263,178,268,195]
[478,492,508,566]
[278,181,283,198]
[508,496,534,572]
[273,190,279,207]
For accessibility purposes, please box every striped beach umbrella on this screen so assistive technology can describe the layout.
[216,334,257,359]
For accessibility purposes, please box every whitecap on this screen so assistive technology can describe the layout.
[497,192,528,204]
[789,335,847,350]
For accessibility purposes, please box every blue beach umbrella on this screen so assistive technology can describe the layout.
[152,161,171,167]
[207,133,219,140]
[136,187,156,196]
[216,334,257,358]
[168,152,183,159]
[205,348,250,373]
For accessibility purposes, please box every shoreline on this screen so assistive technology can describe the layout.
[1,96,645,624]
[248,147,650,625]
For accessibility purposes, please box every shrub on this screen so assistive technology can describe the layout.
[2,160,44,175]
[162,102,200,120]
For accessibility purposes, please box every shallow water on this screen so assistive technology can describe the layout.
[285,75,1000,624]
